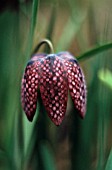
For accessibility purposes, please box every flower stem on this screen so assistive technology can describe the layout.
[32,39,54,55]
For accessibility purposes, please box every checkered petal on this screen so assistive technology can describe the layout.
[39,54,68,126]
[21,55,43,121]
[58,52,86,118]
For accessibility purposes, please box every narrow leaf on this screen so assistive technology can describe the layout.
[23,105,40,156]
[27,0,39,59]
[77,42,112,61]
[105,149,112,170]
[56,14,86,52]
[40,142,56,170]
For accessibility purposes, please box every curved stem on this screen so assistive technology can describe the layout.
[32,39,54,55]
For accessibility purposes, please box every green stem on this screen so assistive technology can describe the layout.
[32,39,54,55]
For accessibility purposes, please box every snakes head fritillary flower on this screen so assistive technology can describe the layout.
[21,52,86,126]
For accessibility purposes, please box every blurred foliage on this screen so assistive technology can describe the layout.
[0,0,112,170]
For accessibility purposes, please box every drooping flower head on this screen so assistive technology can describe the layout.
[21,51,86,126]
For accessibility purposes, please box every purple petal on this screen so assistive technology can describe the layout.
[39,54,68,126]
[58,52,87,118]
[21,57,41,121]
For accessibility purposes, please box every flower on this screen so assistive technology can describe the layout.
[21,52,86,126]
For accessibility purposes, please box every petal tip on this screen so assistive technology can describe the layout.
[26,114,34,122]
[52,118,63,126]
[78,105,86,119]
[23,107,35,122]
[80,112,86,119]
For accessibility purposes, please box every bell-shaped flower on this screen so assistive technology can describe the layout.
[21,52,86,126]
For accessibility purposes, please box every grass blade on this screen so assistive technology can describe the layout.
[26,0,39,59]
[105,149,112,170]
[23,105,40,157]
[44,6,56,53]
[40,142,56,170]
[77,42,112,61]
[56,13,86,52]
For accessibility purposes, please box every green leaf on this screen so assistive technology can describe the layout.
[105,149,112,170]
[56,0,87,52]
[56,12,86,52]
[77,42,112,61]
[0,149,10,170]
[40,142,56,170]
[45,6,56,53]
[23,105,40,157]
[27,0,39,59]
